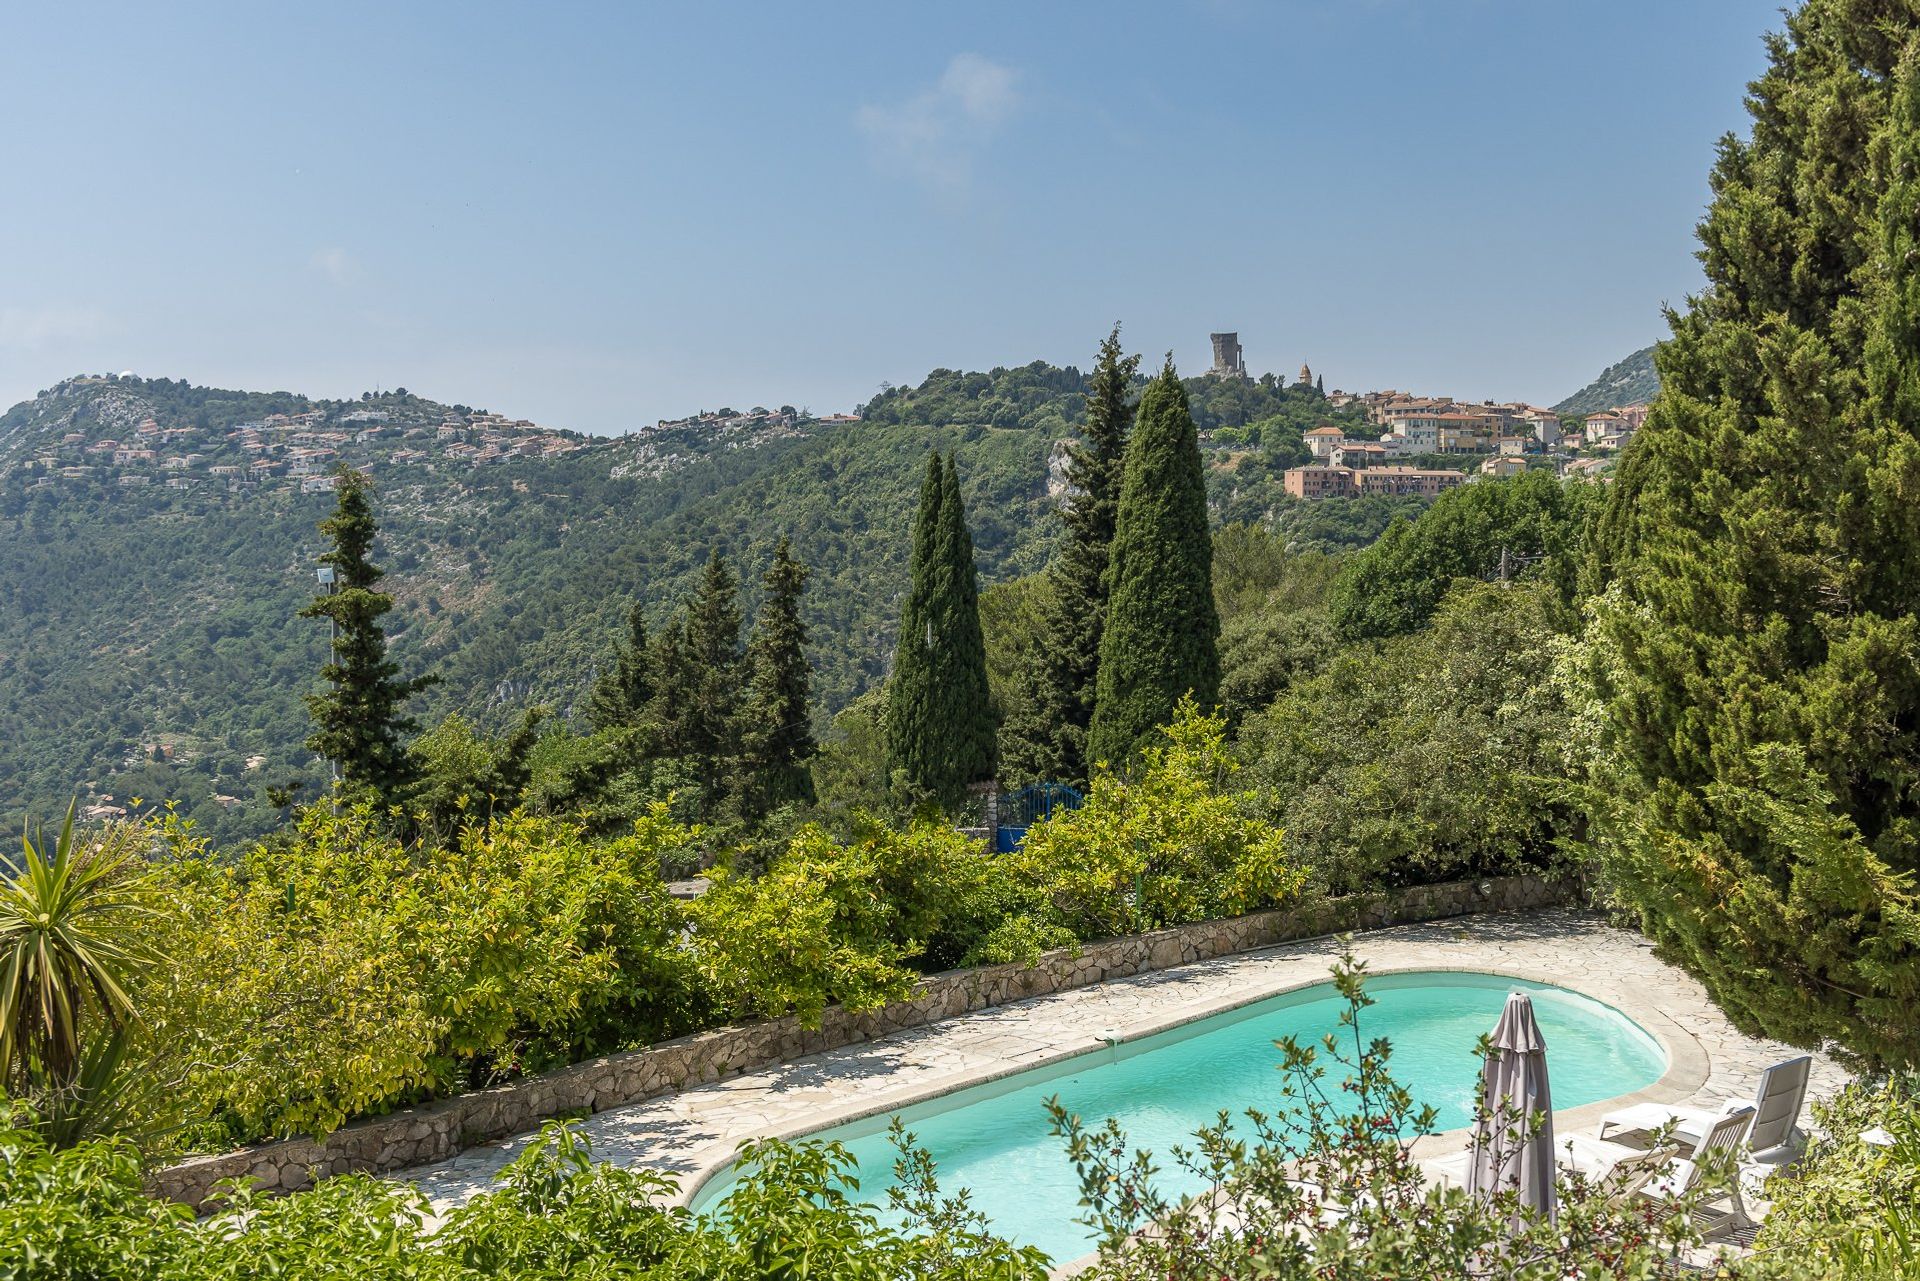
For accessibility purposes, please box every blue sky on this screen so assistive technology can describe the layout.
[0,1,1782,432]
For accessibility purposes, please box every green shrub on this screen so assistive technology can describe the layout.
[142,804,706,1145]
[1752,1078,1920,1277]
[1244,581,1575,894]
[994,703,1305,944]
[690,817,991,1027]
[0,1111,1049,1279]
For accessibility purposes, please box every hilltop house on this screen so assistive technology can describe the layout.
[1304,425,1346,459]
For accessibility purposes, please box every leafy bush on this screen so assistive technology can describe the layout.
[690,818,992,1026]
[987,704,1305,947]
[1244,581,1575,894]
[1751,1078,1920,1276]
[142,804,707,1145]
[0,1114,1050,1279]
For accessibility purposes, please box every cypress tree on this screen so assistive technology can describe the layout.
[886,455,947,802]
[586,602,652,732]
[886,453,997,807]
[739,537,817,816]
[1586,2,1920,1068]
[1002,327,1138,785]
[301,467,436,804]
[937,453,998,793]
[671,551,744,800]
[1088,359,1219,768]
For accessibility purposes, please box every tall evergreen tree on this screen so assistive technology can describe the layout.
[667,551,744,801]
[586,602,652,732]
[886,456,947,802]
[1002,327,1138,785]
[739,537,817,816]
[1586,2,1920,1069]
[938,453,998,792]
[1087,359,1219,769]
[301,467,436,804]
[886,453,997,807]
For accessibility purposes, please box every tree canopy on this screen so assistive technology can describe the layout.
[1584,0,1920,1070]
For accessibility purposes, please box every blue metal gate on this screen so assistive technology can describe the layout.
[994,782,1084,853]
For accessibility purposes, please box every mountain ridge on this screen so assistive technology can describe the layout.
[1552,345,1660,417]
[0,363,1367,841]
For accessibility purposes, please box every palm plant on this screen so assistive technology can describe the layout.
[0,804,153,1099]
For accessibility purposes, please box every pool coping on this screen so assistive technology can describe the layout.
[674,953,1711,1212]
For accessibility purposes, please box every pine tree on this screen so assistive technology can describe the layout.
[1586,2,1920,1069]
[1001,326,1138,785]
[300,467,436,804]
[739,537,817,817]
[1087,358,1219,769]
[886,453,997,807]
[586,602,652,732]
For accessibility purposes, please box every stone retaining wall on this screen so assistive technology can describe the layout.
[150,871,1574,1210]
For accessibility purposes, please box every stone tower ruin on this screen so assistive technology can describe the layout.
[1208,332,1247,379]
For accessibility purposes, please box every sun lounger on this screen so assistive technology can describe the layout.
[1597,1055,1811,1161]
[1564,1106,1757,1240]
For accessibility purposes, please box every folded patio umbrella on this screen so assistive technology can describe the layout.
[1466,991,1557,1226]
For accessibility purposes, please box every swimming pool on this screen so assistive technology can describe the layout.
[687,970,1666,1262]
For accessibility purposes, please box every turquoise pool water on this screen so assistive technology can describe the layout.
[688,971,1665,1262]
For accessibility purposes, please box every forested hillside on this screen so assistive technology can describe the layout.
[1552,345,1659,416]
[0,365,1379,841]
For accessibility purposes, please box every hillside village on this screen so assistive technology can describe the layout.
[1284,385,1651,500]
[0,376,883,500]
[1,375,592,497]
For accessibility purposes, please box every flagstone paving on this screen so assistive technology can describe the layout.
[403,908,1849,1225]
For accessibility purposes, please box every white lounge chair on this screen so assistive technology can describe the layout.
[1597,1055,1811,1162]
[1562,1106,1756,1240]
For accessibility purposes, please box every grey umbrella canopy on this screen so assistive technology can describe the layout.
[1466,991,1556,1225]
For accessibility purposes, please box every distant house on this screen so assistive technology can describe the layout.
[1284,464,1354,499]
[1354,465,1469,497]
[1304,425,1347,460]
[1585,411,1629,445]
[1480,455,1528,478]
[1283,464,1467,500]
[1331,441,1390,469]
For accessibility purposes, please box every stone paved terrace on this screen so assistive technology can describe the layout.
[404,908,1850,1225]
